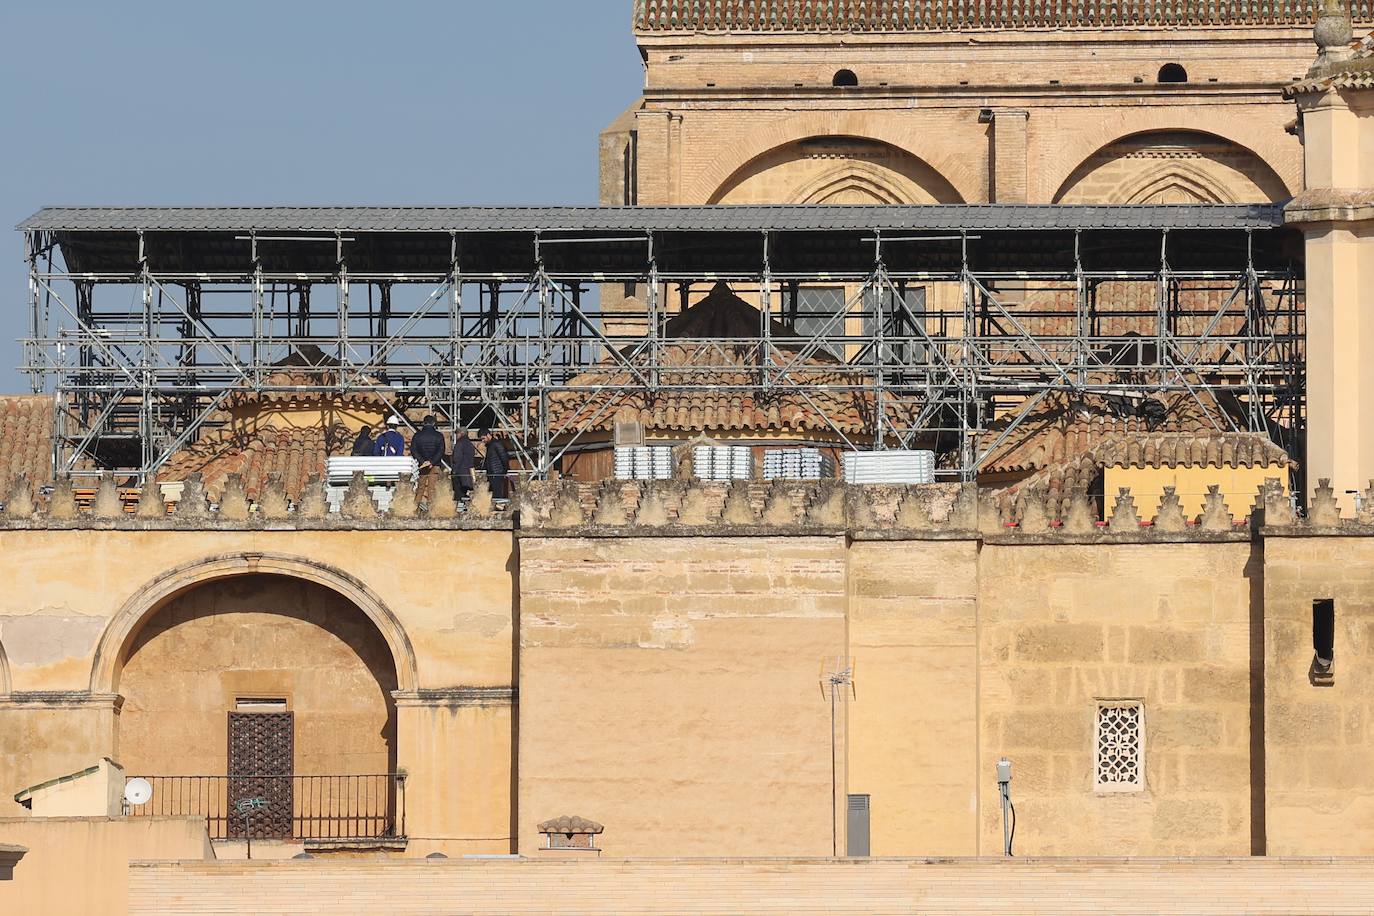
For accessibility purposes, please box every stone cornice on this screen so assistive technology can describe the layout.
[0,691,123,711]
[1283,189,1374,224]
[392,687,517,709]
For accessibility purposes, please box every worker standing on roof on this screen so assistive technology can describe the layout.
[479,427,511,502]
[411,415,447,501]
[350,425,375,457]
[451,427,476,503]
[373,416,406,457]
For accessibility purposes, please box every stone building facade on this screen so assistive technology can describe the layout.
[0,474,1372,863]
[604,0,1371,209]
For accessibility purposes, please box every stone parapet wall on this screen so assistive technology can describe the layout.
[516,477,1374,543]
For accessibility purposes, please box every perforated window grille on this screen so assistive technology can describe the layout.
[1094,702,1145,792]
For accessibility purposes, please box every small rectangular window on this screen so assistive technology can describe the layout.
[1094,702,1145,792]
[1313,598,1335,680]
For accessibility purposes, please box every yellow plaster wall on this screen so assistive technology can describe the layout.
[517,535,849,857]
[1104,465,1287,520]
[846,540,979,856]
[1262,535,1374,856]
[0,815,212,916]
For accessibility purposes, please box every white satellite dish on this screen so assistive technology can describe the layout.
[123,778,153,807]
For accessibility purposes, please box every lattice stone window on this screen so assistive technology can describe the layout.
[1094,702,1145,792]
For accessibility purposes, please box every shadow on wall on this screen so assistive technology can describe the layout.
[116,574,399,780]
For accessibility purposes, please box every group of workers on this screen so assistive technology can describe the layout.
[350,415,511,501]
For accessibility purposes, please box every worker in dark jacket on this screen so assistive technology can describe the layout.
[350,426,375,457]
[451,428,476,502]
[479,427,511,501]
[410,415,447,501]
[373,416,406,457]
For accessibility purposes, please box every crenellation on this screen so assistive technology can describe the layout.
[721,480,759,525]
[45,476,78,521]
[1155,487,1188,532]
[297,476,328,519]
[1198,485,1234,531]
[389,473,419,519]
[92,476,122,519]
[176,473,211,520]
[134,477,166,519]
[1308,478,1344,527]
[340,471,379,519]
[258,473,291,519]
[217,474,250,521]
[426,474,460,519]
[1109,487,1142,529]
[0,478,1369,539]
[1063,490,1098,535]
[4,474,35,519]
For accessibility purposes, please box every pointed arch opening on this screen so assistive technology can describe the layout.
[1052,130,1290,204]
[709,135,964,205]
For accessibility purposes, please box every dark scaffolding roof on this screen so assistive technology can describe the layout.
[18,204,1285,233]
[17,205,1296,276]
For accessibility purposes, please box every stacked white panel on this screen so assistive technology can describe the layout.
[325,456,421,487]
[842,450,936,485]
[614,445,674,480]
[325,485,397,514]
[693,445,753,481]
[763,448,835,481]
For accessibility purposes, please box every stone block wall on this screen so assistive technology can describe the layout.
[978,542,1260,855]
[1263,534,1374,855]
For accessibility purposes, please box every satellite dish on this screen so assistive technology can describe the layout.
[124,778,153,807]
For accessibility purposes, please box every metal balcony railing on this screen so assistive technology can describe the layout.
[125,774,406,841]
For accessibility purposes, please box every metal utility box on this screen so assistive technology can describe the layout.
[846,794,871,857]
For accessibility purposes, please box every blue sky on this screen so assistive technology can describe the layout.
[0,1,643,392]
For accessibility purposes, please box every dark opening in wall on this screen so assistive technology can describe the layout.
[1313,598,1335,684]
[833,69,859,88]
[1158,63,1189,84]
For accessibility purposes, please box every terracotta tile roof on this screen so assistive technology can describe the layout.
[160,421,353,502]
[1285,33,1374,94]
[634,0,1367,32]
[0,396,55,496]
[1000,430,1292,513]
[544,282,883,438]
[157,346,401,499]
[981,391,1292,509]
[980,391,1222,475]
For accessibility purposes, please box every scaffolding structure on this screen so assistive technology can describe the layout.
[18,205,1305,486]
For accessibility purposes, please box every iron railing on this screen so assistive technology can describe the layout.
[126,774,406,841]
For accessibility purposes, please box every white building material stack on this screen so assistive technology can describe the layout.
[842,450,936,485]
[614,445,674,480]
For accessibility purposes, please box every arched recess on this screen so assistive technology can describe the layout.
[709,136,964,205]
[91,552,418,696]
[0,637,10,695]
[1053,130,1291,204]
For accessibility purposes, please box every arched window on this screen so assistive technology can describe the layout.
[1157,63,1188,84]
[832,69,859,88]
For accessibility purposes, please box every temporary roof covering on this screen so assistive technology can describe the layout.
[18,204,1296,276]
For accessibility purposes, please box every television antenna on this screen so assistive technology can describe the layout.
[820,657,856,857]
[235,797,270,860]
